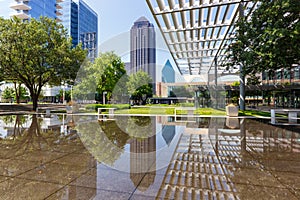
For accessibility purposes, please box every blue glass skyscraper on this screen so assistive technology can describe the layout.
[162,60,175,83]
[162,59,175,97]
[61,0,98,60]
[10,0,62,21]
[61,0,79,46]
[11,0,98,60]
[78,0,98,60]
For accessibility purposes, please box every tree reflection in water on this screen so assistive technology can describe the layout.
[1,115,27,139]
[115,116,155,138]
[77,116,155,168]
[0,114,81,157]
[76,119,129,166]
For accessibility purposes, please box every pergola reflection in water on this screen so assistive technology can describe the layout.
[0,114,299,199]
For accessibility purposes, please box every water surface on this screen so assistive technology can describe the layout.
[0,114,299,199]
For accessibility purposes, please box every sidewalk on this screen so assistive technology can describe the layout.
[0,103,66,113]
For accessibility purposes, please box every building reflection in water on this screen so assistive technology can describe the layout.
[162,126,175,146]
[0,114,98,199]
[129,134,156,190]
[129,116,156,191]
[0,114,299,199]
[129,116,177,191]
[155,117,300,199]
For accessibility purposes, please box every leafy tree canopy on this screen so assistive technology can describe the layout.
[127,71,153,105]
[94,52,127,100]
[0,17,86,110]
[1,85,29,102]
[225,0,300,74]
[246,74,261,86]
[2,87,14,100]
[169,86,194,98]
[73,52,127,103]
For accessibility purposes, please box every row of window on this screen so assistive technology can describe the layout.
[262,67,300,81]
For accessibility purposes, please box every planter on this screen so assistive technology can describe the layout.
[226,104,239,117]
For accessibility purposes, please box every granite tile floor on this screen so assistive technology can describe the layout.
[0,115,299,199]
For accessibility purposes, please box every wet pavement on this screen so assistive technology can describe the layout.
[0,114,299,199]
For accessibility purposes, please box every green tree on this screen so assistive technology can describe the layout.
[1,85,29,103]
[250,0,300,72]
[0,17,86,110]
[169,86,194,98]
[56,89,71,103]
[225,0,299,109]
[246,74,261,86]
[226,0,300,74]
[127,71,153,105]
[73,52,127,103]
[2,87,14,101]
[14,83,29,103]
[94,52,127,102]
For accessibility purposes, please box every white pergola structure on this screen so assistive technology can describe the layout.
[146,0,256,83]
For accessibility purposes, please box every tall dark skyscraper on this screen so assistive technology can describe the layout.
[130,17,156,93]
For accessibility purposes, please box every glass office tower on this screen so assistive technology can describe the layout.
[60,0,79,47]
[11,0,98,60]
[10,0,62,21]
[61,0,98,60]
[130,17,156,94]
[162,60,175,83]
[78,0,98,61]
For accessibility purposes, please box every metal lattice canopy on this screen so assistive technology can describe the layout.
[146,0,256,76]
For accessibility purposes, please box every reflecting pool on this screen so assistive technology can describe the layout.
[0,114,299,199]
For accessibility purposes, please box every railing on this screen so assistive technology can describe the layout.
[98,108,116,121]
[271,109,300,125]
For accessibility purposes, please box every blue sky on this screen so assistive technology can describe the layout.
[89,0,155,43]
[0,0,182,81]
[0,0,155,44]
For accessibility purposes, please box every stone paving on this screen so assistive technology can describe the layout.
[0,115,299,199]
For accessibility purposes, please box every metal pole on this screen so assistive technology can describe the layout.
[215,57,218,109]
[70,85,73,102]
[215,57,218,87]
[103,91,107,105]
[63,85,65,105]
[239,64,245,110]
[103,92,105,105]
[239,0,245,111]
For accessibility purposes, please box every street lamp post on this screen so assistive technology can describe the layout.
[239,0,245,111]
[70,85,73,103]
[62,85,65,104]
[103,91,107,105]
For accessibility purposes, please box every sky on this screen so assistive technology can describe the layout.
[0,0,154,44]
[0,0,183,81]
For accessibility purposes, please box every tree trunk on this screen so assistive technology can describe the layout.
[31,93,38,111]
[14,82,21,104]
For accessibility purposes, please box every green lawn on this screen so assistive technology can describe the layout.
[114,106,225,115]
[78,104,289,117]
[239,110,286,118]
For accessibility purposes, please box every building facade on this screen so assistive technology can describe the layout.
[162,60,175,83]
[9,0,98,102]
[11,0,98,61]
[60,0,78,46]
[130,17,156,93]
[61,0,98,61]
[80,32,97,61]
[10,0,62,21]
